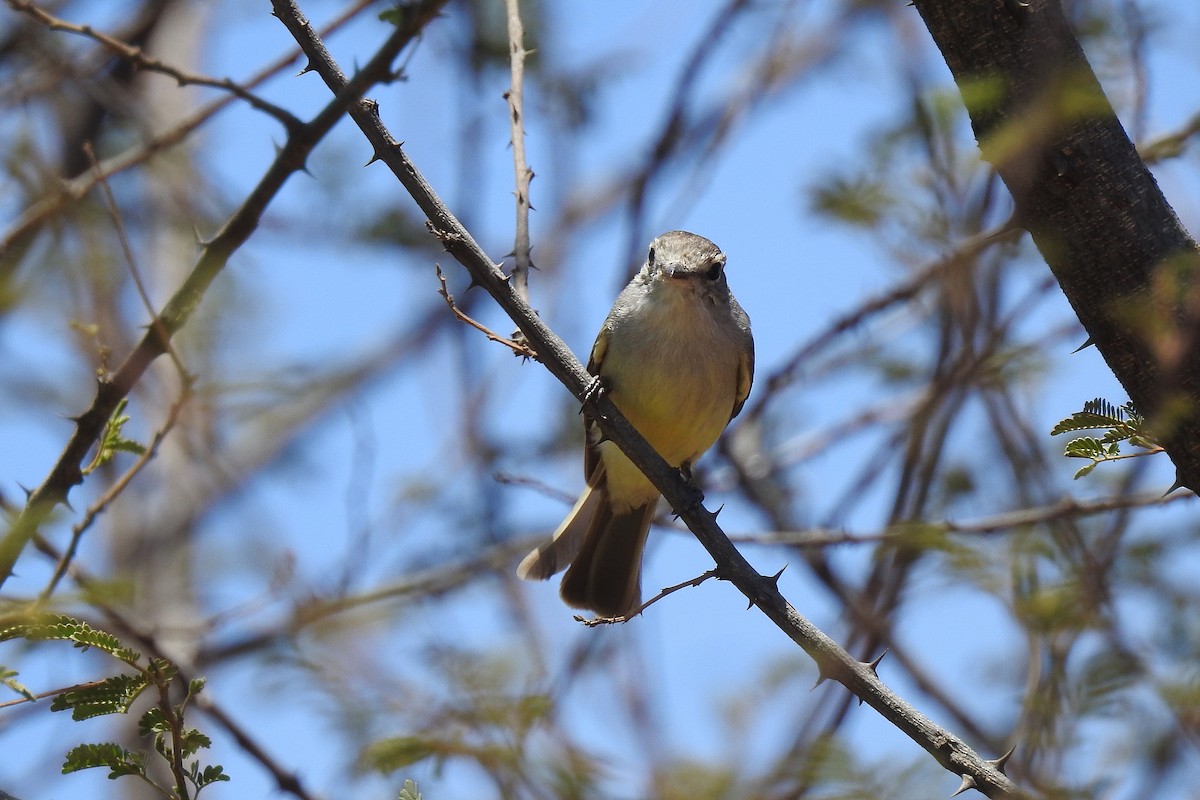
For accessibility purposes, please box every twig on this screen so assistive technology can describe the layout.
[578,569,719,626]
[39,385,192,602]
[0,678,107,710]
[435,264,537,358]
[744,216,1022,422]
[82,141,189,378]
[502,0,534,305]
[272,5,1031,795]
[728,489,1189,548]
[6,0,300,127]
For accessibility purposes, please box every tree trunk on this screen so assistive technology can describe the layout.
[914,0,1200,491]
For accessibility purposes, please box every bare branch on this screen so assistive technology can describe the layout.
[503,0,534,305]
[7,0,300,127]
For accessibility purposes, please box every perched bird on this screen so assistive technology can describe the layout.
[517,230,754,617]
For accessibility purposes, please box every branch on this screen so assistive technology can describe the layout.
[0,0,448,588]
[503,0,534,305]
[914,0,1200,494]
[7,0,300,127]
[272,3,1030,795]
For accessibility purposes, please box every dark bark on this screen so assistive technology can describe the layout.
[914,0,1200,492]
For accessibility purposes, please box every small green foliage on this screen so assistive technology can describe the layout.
[2,613,226,797]
[50,673,149,720]
[191,763,230,790]
[364,735,442,772]
[1051,398,1160,478]
[83,397,146,476]
[62,742,148,779]
[0,665,34,701]
[397,778,423,800]
[6,613,141,663]
[810,175,893,226]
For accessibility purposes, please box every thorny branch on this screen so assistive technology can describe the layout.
[503,0,534,305]
[435,264,537,358]
[272,3,1029,795]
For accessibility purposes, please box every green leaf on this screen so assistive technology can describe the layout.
[180,728,213,759]
[1064,436,1107,460]
[62,742,147,778]
[138,706,170,737]
[50,673,149,720]
[1073,462,1098,480]
[14,614,141,663]
[398,778,423,800]
[84,398,146,476]
[193,763,230,789]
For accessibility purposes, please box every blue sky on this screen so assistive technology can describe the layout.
[3,1,1200,798]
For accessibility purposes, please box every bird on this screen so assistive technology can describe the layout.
[517,230,754,617]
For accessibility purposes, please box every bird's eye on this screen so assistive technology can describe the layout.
[705,261,723,280]
[647,245,656,266]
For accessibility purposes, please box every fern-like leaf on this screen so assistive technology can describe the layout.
[50,673,149,721]
[62,742,147,778]
[1051,398,1126,435]
[17,615,141,663]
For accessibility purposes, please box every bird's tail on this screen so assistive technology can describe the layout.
[516,483,604,581]
[559,498,656,618]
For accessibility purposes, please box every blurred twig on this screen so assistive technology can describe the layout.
[6,0,299,126]
[503,0,534,305]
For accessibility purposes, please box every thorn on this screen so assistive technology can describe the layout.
[986,746,1015,775]
[1163,474,1188,496]
[297,60,317,77]
[950,774,977,797]
[465,277,481,292]
[762,565,787,592]
[1072,337,1094,353]
[18,483,32,500]
[364,152,383,167]
[866,648,888,675]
